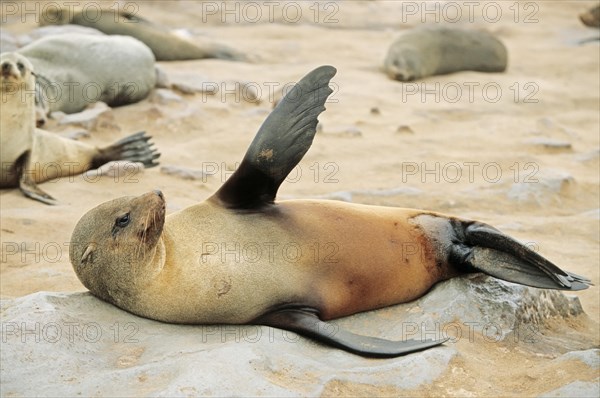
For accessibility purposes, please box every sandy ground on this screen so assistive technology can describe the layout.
[1,0,599,396]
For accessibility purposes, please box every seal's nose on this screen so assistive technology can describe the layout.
[1,62,11,76]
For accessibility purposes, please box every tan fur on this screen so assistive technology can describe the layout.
[0,52,137,189]
[70,194,459,324]
[0,53,101,187]
[39,8,244,61]
[383,26,507,81]
[0,53,35,168]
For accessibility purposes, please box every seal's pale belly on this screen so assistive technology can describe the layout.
[137,199,455,324]
[0,94,34,168]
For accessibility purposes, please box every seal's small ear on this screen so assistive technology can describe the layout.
[81,243,96,265]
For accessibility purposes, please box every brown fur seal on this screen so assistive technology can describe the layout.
[384,26,508,81]
[17,34,156,117]
[39,8,245,61]
[70,66,590,357]
[0,52,160,204]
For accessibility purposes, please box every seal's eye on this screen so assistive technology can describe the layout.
[116,213,131,228]
[16,62,25,72]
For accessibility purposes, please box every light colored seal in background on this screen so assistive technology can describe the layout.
[39,8,245,61]
[383,26,508,81]
[17,34,157,117]
[70,66,589,357]
[0,52,160,204]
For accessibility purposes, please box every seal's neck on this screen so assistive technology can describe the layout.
[147,234,167,279]
[1,81,36,119]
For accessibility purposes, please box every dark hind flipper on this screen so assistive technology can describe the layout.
[92,131,160,169]
[255,308,447,358]
[212,65,337,209]
[451,221,592,291]
[16,151,56,205]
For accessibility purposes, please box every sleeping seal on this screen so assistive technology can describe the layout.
[384,26,507,81]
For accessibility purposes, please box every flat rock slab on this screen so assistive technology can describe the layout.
[1,276,596,396]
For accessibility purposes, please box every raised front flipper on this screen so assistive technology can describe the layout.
[212,65,337,209]
[452,221,592,291]
[255,308,447,358]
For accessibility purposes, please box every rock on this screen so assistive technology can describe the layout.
[172,77,265,104]
[154,65,170,88]
[0,291,455,397]
[527,137,572,151]
[243,108,270,118]
[578,208,600,219]
[160,165,208,181]
[238,81,261,103]
[216,80,261,104]
[540,380,600,397]
[370,107,381,115]
[57,102,113,130]
[396,125,415,134]
[534,117,577,138]
[151,89,184,105]
[507,170,575,206]
[323,125,362,137]
[1,276,594,396]
[322,191,354,202]
[85,161,144,179]
[575,149,600,163]
[144,106,164,120]
[168,73,218,96]
[321,187,422,202]
[555,349,600,369]
[171,81,218,95]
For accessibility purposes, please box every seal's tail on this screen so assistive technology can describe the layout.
[451,221,592,291]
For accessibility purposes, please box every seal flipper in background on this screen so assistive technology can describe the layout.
[450,220,592,291]
[12,131,159,205]
[212,65,337,209]
[255,308,448,358]
[15,151,56,205]
[91,131,161,169]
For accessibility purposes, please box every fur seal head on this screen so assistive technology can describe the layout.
[69,190,166,303]
[1,52,35,91]
[383,47,421,81]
